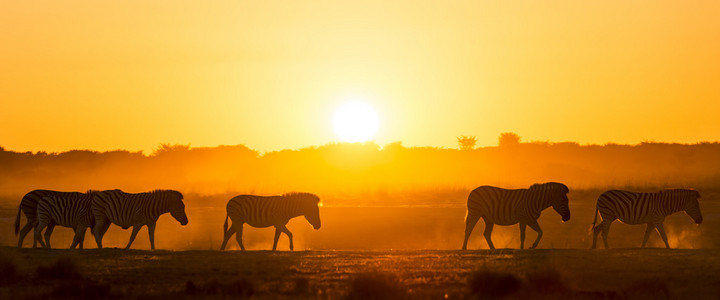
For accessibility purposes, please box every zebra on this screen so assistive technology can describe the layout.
[14,189,95,248]
[220,192,321,251]
[91,189,188,249]
[591,189,702,249]
[462,182,571,250]
[34,192,99,249]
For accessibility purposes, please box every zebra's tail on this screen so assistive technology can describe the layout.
[588,206,599,234]
[223,214,229,235]
[14,205,22,236]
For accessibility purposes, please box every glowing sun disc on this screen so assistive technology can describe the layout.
[332,101,379,142]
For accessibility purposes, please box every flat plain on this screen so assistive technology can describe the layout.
[2,248,720,299]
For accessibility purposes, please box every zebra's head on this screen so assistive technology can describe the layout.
[301,193,322,230]
[165,190,188,226]
[532,182,571,222]
[681,189,702,224]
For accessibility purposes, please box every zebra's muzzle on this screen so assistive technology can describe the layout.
[561,213,570,222]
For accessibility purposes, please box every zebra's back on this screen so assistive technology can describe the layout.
[227,195,296,228]
[597,190,659,224]
[21,190,86,220]
[38,196,94,228]
[467,186,526,225]
[93,190,144,227]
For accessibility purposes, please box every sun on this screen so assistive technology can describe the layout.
[332,100,380,143]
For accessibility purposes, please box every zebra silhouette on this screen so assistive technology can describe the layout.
[591,189,702,249]
[92,189,188,249]
[35,192,99,249]
[15,189,100,248]
[220,192,321,251]
[462,182,571,250]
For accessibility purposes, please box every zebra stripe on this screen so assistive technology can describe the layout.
[35,193,97,249]
[15,189,91,248]
[91,189,188,249]
[591,189,702,249]
[220,192,321,251]
[462,182,571,250]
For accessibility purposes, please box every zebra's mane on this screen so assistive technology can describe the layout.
[529,182,569,193]
[282,192,320,202]
[148,189,183,199]
[659,189,699,198]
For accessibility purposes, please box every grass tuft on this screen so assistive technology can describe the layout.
[467,270,522,299]
[622,278,673,300]
[185,277,254,298]
[346,271,407,300]
[51,279,111,299]
[0,255,19,285]
[36,256,83,280]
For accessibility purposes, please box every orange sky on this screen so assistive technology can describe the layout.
[2,1,720,153]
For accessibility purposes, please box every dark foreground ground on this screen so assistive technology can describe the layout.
[1,247,719,299]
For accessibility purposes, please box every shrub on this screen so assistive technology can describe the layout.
[185,277,254,298]
[51,279,111,299]
[0,255,19,285]
[467,270,521,299]
[36,257,83,280]
[346,272,407,300]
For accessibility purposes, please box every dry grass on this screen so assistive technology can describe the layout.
[0,248,718,299]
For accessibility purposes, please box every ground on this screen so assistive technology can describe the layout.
[2,247,720,299]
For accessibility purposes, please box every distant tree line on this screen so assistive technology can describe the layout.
[1,138,720,201]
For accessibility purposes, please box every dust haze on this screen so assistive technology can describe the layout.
[1,139,719,250]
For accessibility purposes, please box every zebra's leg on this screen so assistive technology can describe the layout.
[18,221,35,248]
[600,220,612,249]
[655,222,670,249]
[592,222,601,249]
[70,226,87,249]
[519,223,527,249]
[527,220,543,249]
[641,223,655,248]
[93,218,111,249]
[34,221,47,249]
[44,223,56,249]
[278,226,294,251]
[147,222,156,250]
[70,227,84,249]
[234,224,245,251]
[220,223,237,250]
[272,228,282,251]
[125,226,142,249]
[462,213,481,250]
[482,220,495,250]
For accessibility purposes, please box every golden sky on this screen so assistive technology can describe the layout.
[2,1,719,153]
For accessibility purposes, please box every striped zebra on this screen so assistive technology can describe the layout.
[91,189,188,249]
[462,182,571,250]
[220,192,321,251]
[34,192,99,249]
[15,189,94,248]
[591,189,702,249]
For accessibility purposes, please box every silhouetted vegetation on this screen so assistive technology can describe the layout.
[1,139,719,204]
[468,270,522,298]
[36,256,83,280]
[457,135,478,150]
[346,272,407,300]
[468,266,676,300]
[185,277,254,298]
[0,254,18,286]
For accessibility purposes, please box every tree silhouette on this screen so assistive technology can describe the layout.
[498,132,521,147]
[457,135,477,150]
